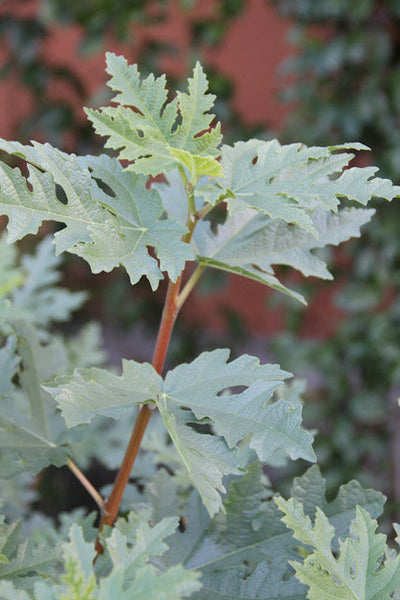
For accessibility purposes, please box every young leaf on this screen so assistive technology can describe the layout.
[85,54,222,176]
[219,139,400,233]
[59,524,97,600]
[276,498,400,599]
[0,142,192,289]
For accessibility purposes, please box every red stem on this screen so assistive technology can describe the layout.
[95,275,183,552]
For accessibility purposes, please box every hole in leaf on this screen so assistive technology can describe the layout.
[242,559,257,580]
[252,156,258,165]
[55,183,68,205]
[187,421,213,435]
[92,177,116,198]
[178,516,187,533]
[194,127,210,138]
[217,385,248,396]
[180,406,192,412]
[137,129,144,138]
[171,112,182,134]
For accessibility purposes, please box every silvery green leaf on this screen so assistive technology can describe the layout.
[0,143,192,290]
[86,54,222,176]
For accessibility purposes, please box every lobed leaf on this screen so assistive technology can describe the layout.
[49,349,314,517]
[160,349,314,515]
[0,514,60,590]
[85,54,222,176]
[277,498,400,599]
[10,236,87,327]
[0,142,192,289]
[219,139,400,234]
[194,205,375,304]
[0,320,69,478]
[46,359,161,428]
[161,464,386,599]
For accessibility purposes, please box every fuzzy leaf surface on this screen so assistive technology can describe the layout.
[26,520,201,600]
[277,499,400,599]
[10,236,87,326]
[194,206,375,304]
[0,514,60,589]
[46,359,161,428]
[0,320,69,477]
[85,54,222,176]
[220,139,400,233]
[46,349,313,517]
[162,464,386,599]
[159,350,314,515]
[0,142,192,289]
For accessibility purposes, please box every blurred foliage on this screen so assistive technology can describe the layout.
[0,0,251,150]
[270,0,400,520]
[0,13,93,150]
[271,0,400,178]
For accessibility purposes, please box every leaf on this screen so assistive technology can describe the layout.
[193,205,375,304]
[101,516,201,599]
[59,524,97,600]
[11,236,87,327]
[97,564,201,600]
[0,142,192,289]
[158,349,314,515]
[0,513,60,589]
[220,139,400,233]
[85,54,222,176]
[276,499,400,599]
[0,582,32,599]
[32,520,202,600]
[163,464,386,599]
[107,517,179,571]
[65,322,107,371]
[46,359,161,428]
[46,348,313,517]
[169,149,223,178]
[0,236,24,296]
[0,337,19,398]
[0,320,69,478]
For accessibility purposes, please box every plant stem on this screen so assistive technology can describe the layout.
[67,458,103,510]
[152,274,183,373]
[176,265,205,311]
[95,169,202,553]
[95,275,183,552]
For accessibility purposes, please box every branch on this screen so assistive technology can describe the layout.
[67,458,104,510]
